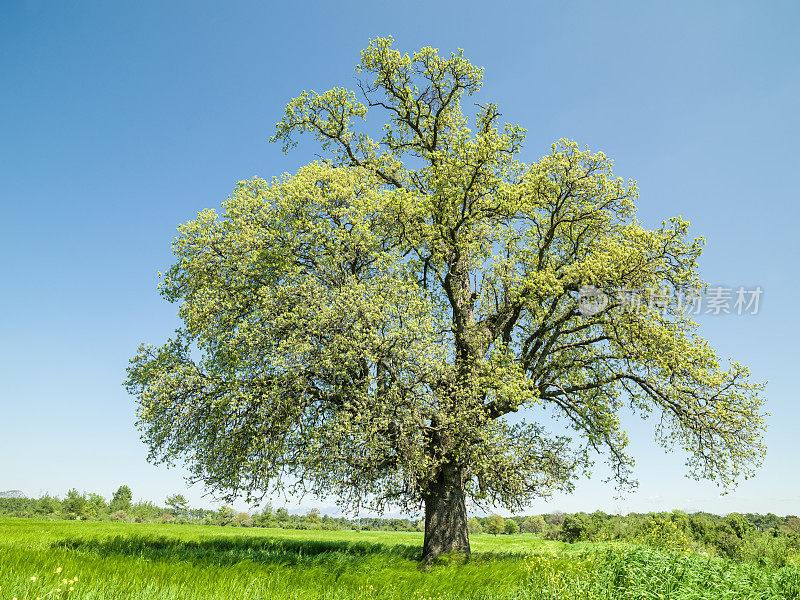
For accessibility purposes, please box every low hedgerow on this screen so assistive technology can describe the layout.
[523,544,800,600]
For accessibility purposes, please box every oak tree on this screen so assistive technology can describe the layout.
[126,37,766,561]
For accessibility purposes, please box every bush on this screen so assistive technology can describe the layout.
[505,519,519,534]
[561,514,592,543]
[638,517,690,551]
[713,530,743,560]
[544,525,561,541]
[521,515,546,534]
[739,532,795,567]
[110,510,129,522]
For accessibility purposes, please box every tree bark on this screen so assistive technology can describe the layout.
[421,463,470,562]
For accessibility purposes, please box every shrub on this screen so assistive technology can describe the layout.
[638,517,690,551]
[713,530,743,560]
[739,532,794,567]
[521,515,546,534]
[544,525,561,541]
[561,513,592,543]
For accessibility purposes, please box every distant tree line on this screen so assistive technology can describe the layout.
[1,488,798,564]
[469,510,800,564]
[0,486,420,531]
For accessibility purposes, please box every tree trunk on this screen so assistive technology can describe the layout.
[421,463,470,562]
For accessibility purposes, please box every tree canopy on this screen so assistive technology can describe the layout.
[126,37,766,560]
[110,485,132,511]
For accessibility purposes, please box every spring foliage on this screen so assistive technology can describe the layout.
[126,37,766,515]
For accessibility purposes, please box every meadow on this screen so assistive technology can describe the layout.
[1,518,798,600]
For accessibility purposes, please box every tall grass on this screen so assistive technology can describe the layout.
[0,519,797,599]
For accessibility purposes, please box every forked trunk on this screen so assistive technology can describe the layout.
[421,463,470,562]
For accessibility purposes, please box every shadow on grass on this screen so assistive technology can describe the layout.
[49,534,531,571]
[51,534,427,567]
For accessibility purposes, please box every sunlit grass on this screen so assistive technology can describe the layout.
[1,519,797,599]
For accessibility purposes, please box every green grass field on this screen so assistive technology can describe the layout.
[1,518,798,599]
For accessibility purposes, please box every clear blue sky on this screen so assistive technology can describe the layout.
[1,1,798,517]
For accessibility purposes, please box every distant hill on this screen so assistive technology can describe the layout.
[0,490,26,499]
